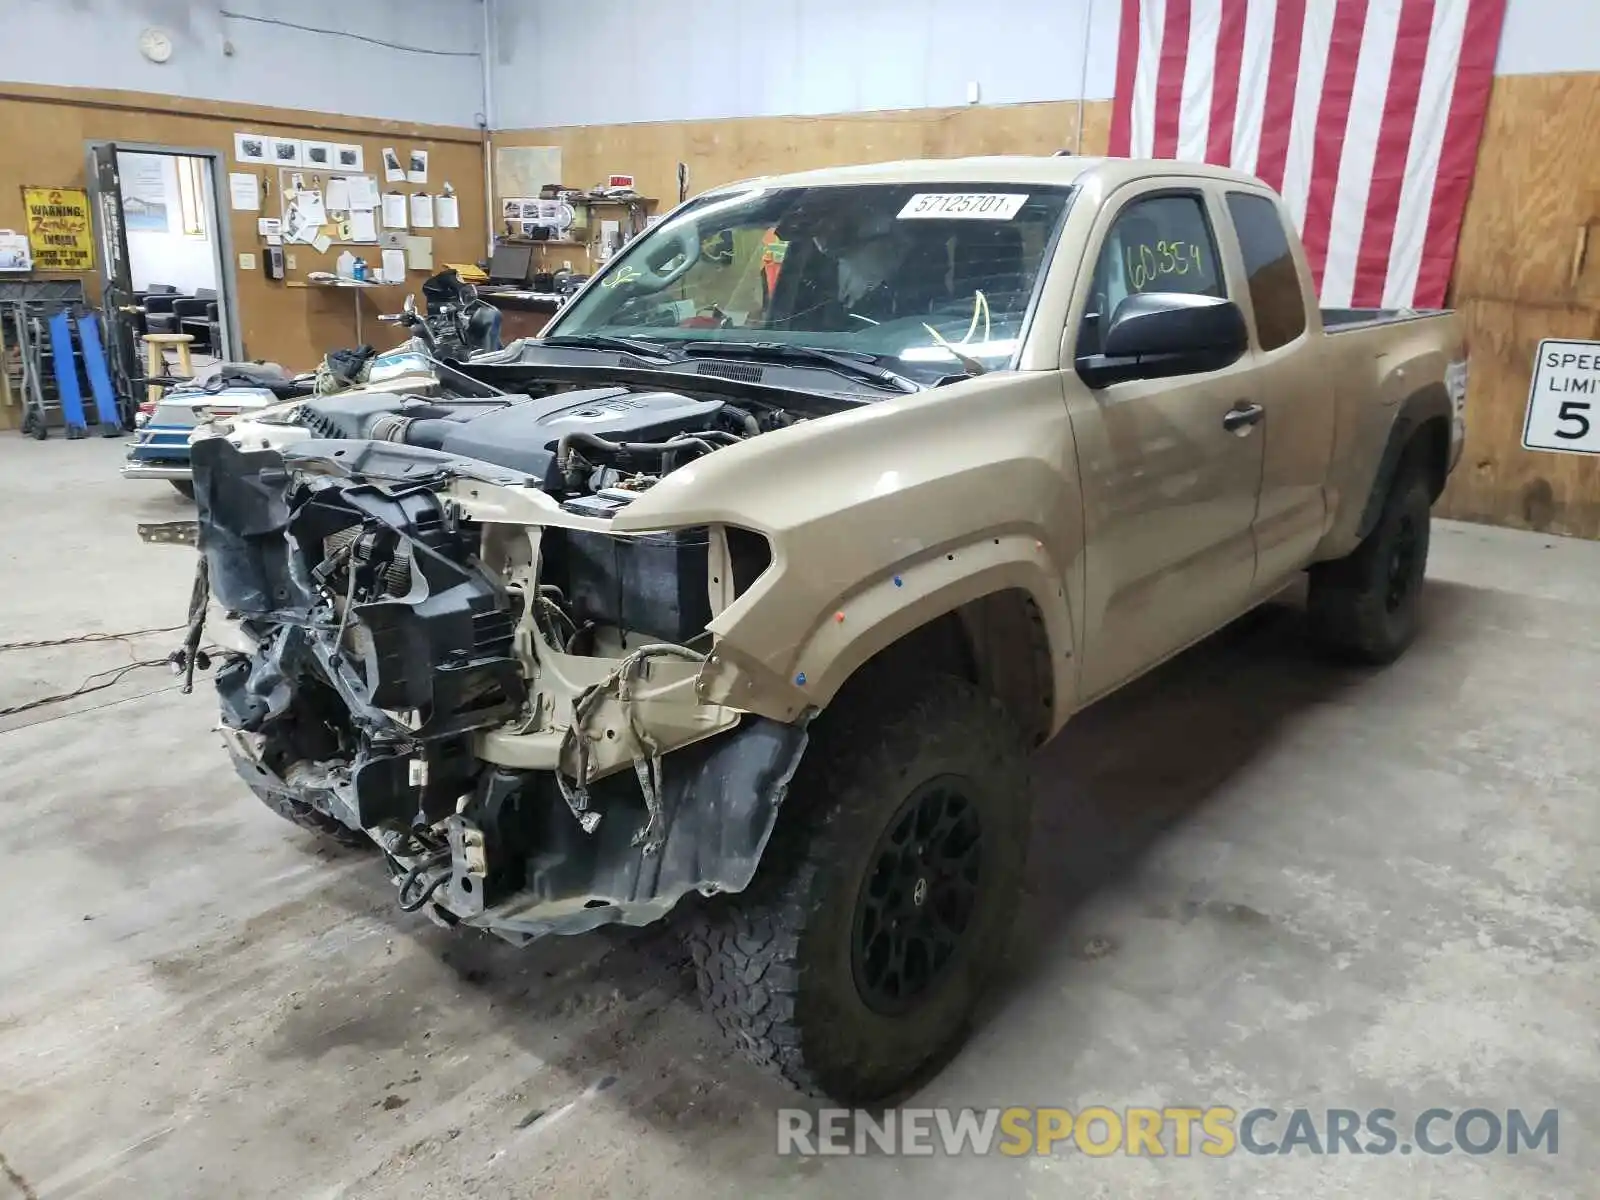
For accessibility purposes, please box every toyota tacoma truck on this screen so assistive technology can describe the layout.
[187,156,1467,1102]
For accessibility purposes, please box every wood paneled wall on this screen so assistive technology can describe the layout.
[0,83,488,396]
[502,78,1600,540]
[496,98,1110,216]
[1438,71,1600,539]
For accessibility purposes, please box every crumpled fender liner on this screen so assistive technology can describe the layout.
[192,436,304,615]
[439,716,810,940]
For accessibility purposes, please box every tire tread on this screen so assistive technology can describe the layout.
[685,674,1029,1098]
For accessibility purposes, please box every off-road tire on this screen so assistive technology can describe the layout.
[247,783,371,850]
[686,674,1031,1102]
[1308,469,1432,664]
[170,479,195,500]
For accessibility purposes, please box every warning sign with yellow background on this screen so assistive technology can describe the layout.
[22,186,95,272]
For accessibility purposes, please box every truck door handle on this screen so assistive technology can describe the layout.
[1223,403,1264,433]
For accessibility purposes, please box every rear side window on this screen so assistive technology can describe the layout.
[1226,192,1306,351]
[1079,193,1223,356]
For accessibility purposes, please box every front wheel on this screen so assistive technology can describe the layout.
[686,675,1031,1102]
[1308,469,1432,664]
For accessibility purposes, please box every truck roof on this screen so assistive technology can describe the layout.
[714,155,1271,193]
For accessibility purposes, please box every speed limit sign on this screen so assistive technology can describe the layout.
[1524,340,1600,454]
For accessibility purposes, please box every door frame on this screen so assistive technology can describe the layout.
[1056,175,1266,701]
[83,140,243,363]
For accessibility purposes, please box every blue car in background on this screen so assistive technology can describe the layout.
[122,365,310,497]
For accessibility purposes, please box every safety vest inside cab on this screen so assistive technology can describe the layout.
[761,230,788,300]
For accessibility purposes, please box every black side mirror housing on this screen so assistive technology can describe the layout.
[1077,292,1249,388]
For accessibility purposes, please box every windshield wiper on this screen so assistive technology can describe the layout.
[681,341,920,393]
[539,334,681,361]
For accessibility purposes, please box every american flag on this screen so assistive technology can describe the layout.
[1107,0,1508,309]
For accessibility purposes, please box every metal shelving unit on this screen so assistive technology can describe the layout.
[0,280,88,439]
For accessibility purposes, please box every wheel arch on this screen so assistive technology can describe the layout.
[1355,382,1453,541]
[800,544,1073,746]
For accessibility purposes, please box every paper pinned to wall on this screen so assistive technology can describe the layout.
[228,172,261,212]
[325,177,351,211]
[349,210,377,243]
[346,176,379,211]
[296,190,327,226]
[0,230,33,271]
[382,147,404,183]
[282,199,319,245]
[406,148,429,185]
[409,193,434,229]
[495,145,562,204]
[435,194,460,229]
[381,193,407,229]
[311,232,332,254]
[382,248,407,283]
[405,235,433,270]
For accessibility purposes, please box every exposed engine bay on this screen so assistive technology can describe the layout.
[292,384,796,501]
[191,381,815,941]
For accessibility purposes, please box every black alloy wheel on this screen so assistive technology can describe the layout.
[1385,513,1420,612]
[851,777,984,1015]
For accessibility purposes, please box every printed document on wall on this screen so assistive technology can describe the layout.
[296,190,327,226]
[347,176,380,211]
[409,193,434,229]
[381,193,407,229]
[228,172,261,212]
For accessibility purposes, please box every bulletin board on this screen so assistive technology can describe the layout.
[278,168,382,247]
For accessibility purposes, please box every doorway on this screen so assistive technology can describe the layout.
[85,141,242,399]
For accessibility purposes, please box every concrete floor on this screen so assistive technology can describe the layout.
[0,433,1594,1199]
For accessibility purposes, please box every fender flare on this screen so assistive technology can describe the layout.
[1355,382,1452,541]
[788,534,1074,725]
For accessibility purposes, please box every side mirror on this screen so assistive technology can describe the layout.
[1078,292,1248,388]
[403,293,417,317]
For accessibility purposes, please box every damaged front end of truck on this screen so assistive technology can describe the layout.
[187,406,810,943]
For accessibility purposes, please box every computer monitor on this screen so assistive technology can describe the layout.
[487,242,533,284]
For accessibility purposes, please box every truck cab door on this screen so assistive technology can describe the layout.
[1216,189,1337,587]
[1062,183,1266,701]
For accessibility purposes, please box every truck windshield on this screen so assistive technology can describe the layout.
[549,183,1075,385]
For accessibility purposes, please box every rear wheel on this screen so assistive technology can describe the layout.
[686,674,1031,1102]
[170,479,195,500]
[1308,469,1432,664]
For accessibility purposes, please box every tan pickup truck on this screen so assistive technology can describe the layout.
[190,156,1466,1102]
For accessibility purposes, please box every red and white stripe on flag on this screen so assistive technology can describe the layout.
[1107,0,1507,310]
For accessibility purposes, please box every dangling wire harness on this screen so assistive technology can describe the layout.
[552,644,709,849]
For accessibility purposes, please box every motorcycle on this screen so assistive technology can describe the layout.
[386,268,503,359]
[186,280,510,463]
